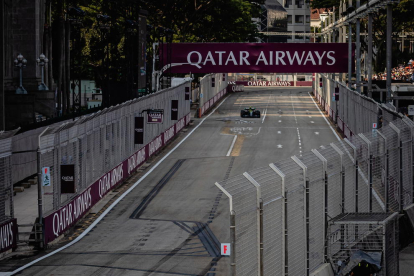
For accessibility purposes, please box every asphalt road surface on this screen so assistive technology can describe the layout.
[5,87,341,276]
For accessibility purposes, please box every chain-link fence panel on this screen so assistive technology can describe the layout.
[274,159,306,276]
[218,174,259,276]
[298,152,325,272]
[335,140,356,214]
[349,135,370,213]
[392,119,413,208]
[248,166,283,276]
[380,125,400,212]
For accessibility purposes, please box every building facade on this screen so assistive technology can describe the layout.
[283,0,311,42]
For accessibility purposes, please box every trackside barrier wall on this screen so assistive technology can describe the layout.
[199,73,228,117]
[0,130,19,254]
[38,82,191,244]
[215,115,409,275]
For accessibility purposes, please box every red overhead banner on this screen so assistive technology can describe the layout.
[162,43,354,73]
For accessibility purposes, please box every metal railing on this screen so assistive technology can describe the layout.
[216,114,409,275]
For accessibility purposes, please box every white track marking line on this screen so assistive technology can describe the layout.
[261,93,272,124]
[226,135,238,156]
[4,97,230,276]
[261,109,267,123]
[308,92,340,141]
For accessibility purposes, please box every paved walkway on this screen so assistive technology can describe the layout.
[399,243,414,276]
[13,185,38,242]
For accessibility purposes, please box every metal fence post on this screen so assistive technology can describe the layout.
[390,122,402,211]
[269,163,287,276]
[386,150,390,212]
[400,140,403,212]
[305,179,310,276]
[230,210,236,276]
[215,182,235,275]
[359,134,372,212]
[292,156,308,275]
[355,160,359,213]
[243,172,262,276]
[259,198,264,276]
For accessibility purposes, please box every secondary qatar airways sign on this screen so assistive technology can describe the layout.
[162,43,354,73]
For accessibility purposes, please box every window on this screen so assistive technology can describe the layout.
[287,15,292,24]
[306,15,310,23]
[284,0,292,8]
[295,0,304,8]
[295,15,304,24]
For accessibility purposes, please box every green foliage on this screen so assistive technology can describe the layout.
[50,0,265,83]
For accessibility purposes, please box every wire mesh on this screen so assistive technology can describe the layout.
[219,174,259,276]
[298,152,325,272]
[380,125,400,212]
[274,159,306,276]
[248,166,284,276]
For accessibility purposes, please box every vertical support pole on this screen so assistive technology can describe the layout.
[355,160,359,213]
[386,4,393,102]
[348,23,353,89]
[305,179,310,276]
[259,199,264,276]
[356,2,361,93]
[284,188,288,276]
[386,150,390,212]
[400,140,404,212]
[341,168,345,250]
[271,163,287,276]
[230,210,236,276]
[37,148,44,249]
[368,13,373,98]
[324,171,328,261]
[369,154,373,212]
[243,172,262,276]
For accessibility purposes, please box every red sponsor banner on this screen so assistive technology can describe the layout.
[0,218,17,253]
[43,113,191,244]
[162,43,354,73]
[236,81,293,87]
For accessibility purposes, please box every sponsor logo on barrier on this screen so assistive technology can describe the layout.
[52,188,92,237]
[149,136,163,156]
[176,118,185,133]
[0,219,16,253]
[164,126,175,144]
[98,164,124,198]
[128,147,146,174]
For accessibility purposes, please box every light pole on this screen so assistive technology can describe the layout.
[14,53,27,94]
[37,54,49,90]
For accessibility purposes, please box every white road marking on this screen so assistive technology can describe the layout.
[277,131,281,134]
[4,96,231,276]
[308,92,341,141]
[277,144,283,148]
[227,135,238,156]
[309,116,312,118]
[315,132,319,135]
[279,120,282,123]
[310,121,314,124]
[262,109,267,123]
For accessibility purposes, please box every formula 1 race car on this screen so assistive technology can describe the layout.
[241,107,261,118]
